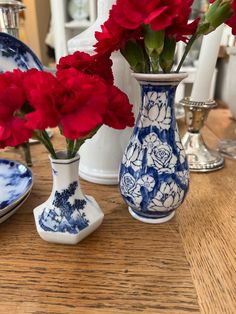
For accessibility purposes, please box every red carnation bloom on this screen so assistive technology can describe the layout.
[110,0,182,32]
[166,0,200,42]
[23,69,61,130]
[226,0,236,35]
[0,119,32,148]
[94,18,142,54]
[57,51,114,85]
[0,70,32,148]
[94,0,184,54]
[0,70,26,124]
[56,68,109,139]
[104,85,135,129]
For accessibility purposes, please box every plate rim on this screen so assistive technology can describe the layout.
[0,158,33,211]
[0,190,31,223]
[0,32,43,70]
[0,189,31,218]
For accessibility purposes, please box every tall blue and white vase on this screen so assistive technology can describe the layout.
[119,73,189,224]
[33,152,104,244]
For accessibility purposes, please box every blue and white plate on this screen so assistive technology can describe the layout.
[0,32,43,72]
[0,159,33,212]
[0,191,31,222]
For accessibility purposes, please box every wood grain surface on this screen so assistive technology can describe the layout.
[0,109,235,314]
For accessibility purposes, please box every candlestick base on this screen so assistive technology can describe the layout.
[180,97,224,172]
[181,132,224,172]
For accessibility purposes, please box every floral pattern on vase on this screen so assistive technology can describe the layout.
[119,73,189,223]
[33,153,104,244]
[139,91,171,130]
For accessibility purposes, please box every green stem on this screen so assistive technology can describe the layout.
[149,56,159,73]
[35,131,57,159]
[21,142,32,167]
[67,139,75,159]
[37,136,56,158]
[176,33,199,73]
[72,139,83,157]
[41,130,57,158]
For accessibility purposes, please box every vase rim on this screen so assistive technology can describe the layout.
[49,151,80,164]
[132,72,188,83]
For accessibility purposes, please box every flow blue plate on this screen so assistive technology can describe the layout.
[0,159,33,211]
[0,32,43,72]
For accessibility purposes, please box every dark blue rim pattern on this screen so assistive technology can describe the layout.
[0,32,43,70]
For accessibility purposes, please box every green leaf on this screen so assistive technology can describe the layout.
[144,25,165,56]
[144,25,165,73]
[159,37,176,73]
[121,40,147,73]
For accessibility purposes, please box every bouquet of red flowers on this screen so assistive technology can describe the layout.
[0,52,134,159]
[94,0,236,73]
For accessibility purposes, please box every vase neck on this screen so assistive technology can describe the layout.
[50,154,80,191]
[134,73,186,114]
[139,82,177,113]
[134,78,182,131]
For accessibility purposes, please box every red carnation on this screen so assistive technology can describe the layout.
[23,69,61,130]
[226,0,236,34]
[57,51,114,85]
[94,0,183,55]
[166,0,200,42]
[0,70,25,124]
[104,85,135,129]
[0,119,32,148]
[94,18,142,54]
[56,68,109,139]
[0,70,32,148]
[110,0,181,32]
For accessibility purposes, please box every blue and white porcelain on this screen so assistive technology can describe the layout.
[0,191,31,223]
[0,32,43,72]
[0,159,33,212]
[34,152,104,245]
[119,73,189,224]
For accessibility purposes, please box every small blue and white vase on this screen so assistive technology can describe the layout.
[34,152,104,244]
[119,73,189,224]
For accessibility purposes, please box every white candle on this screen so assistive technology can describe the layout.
[191,24,224,102]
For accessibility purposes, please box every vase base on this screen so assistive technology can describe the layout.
[79,165,118,185]
[34,195,104,245]
[128,207,175,224]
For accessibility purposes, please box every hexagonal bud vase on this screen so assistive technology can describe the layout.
[33,152,104,245]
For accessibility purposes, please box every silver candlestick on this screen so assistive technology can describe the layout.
[0,0,25,37]
[180,97,224,172]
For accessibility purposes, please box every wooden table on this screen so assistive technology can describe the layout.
[0,108,235,314]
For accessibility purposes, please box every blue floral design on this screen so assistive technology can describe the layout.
[119,79,189,219]
[0,32,43,72]
[39,181,89,234]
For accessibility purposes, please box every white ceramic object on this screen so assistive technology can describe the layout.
[217,46,236,119]
[67,0,89,21]
[79,126,124,184]
[68,0,113,54]
[33,152,104,245]
[68,0,140,185]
